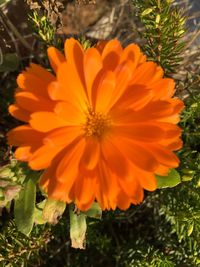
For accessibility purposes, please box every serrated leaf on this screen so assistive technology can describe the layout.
[82,202,102,219]
[14,178,36,235]
[0,53,19,72]
[43,198,66,224]
[156,169,181,188]
[69,205,87,249]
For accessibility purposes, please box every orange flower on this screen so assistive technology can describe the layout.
[7,38,184,211]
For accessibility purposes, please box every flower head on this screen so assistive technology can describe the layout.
[7,38,184,211]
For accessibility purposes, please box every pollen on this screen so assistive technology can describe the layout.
[83,108,111,138]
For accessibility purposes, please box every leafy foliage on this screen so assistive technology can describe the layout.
[132,0,186,74]
[29,11,56,46]
[0,220,51,266]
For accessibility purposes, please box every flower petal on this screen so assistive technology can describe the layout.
[94,70,116,113]
[64,38,85,86]
[75,174,96,211]
[114,124,165,142]
[110,101,175,125]
[43,126,82,147]
[133,165,157,191]
[95,40,108,54]
[120,43,144,69]
[80,138,100,170]
[151,78,175,100]
[164,139,183,150]
[15,91,55,113]
[30,112,68,132]
[117,191,131,210]
[101,137,129,177]
[112,84,153,111]
[95,161,119,210]
[15,146,32,161]
[56,62,88,109]
[8,104,30,122]
[131,62,163,85]
[54,101,85,125]
[146,144,180,168]
[47,47,66,73]
[17,72,53,98]
[26,63,55,82]
[101,39,122,71]
[109,61,134,108]
[117,171,144,203]
[54,139,85,198]
[111,136,159,172]
[40,138,85,202]
[155,165,170,176]
[84,47,102,104]
[29,127,81,170]
[29,145,63,170]
[7,125,44,146]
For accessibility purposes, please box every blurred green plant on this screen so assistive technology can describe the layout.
[0,0,11,7]
[0,53,19,73]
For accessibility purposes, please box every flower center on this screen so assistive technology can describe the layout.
[83,109,111,139]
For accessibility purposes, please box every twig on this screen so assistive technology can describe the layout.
[0,48,3,65]
[0,8,33,51]
[0,12,20,57]
[187,11,200,21]
[184,28,200,50]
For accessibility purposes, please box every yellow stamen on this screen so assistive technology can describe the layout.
[83,108,111,139]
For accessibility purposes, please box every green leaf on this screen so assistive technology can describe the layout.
[82,202,102,219]
[155,14,161,28]
[141,8,154,17]
[156,169,181,189]
[0,53,19,72]
[181,168,194,181]
[42,198,66,224]
[69,205,87,249]
[14,178,36,235]
[34,200,47,225]
[187,222,194,237]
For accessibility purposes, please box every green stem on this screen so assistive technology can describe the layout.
[157,0,161,10]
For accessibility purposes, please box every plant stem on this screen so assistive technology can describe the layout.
[0,8,33,51]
